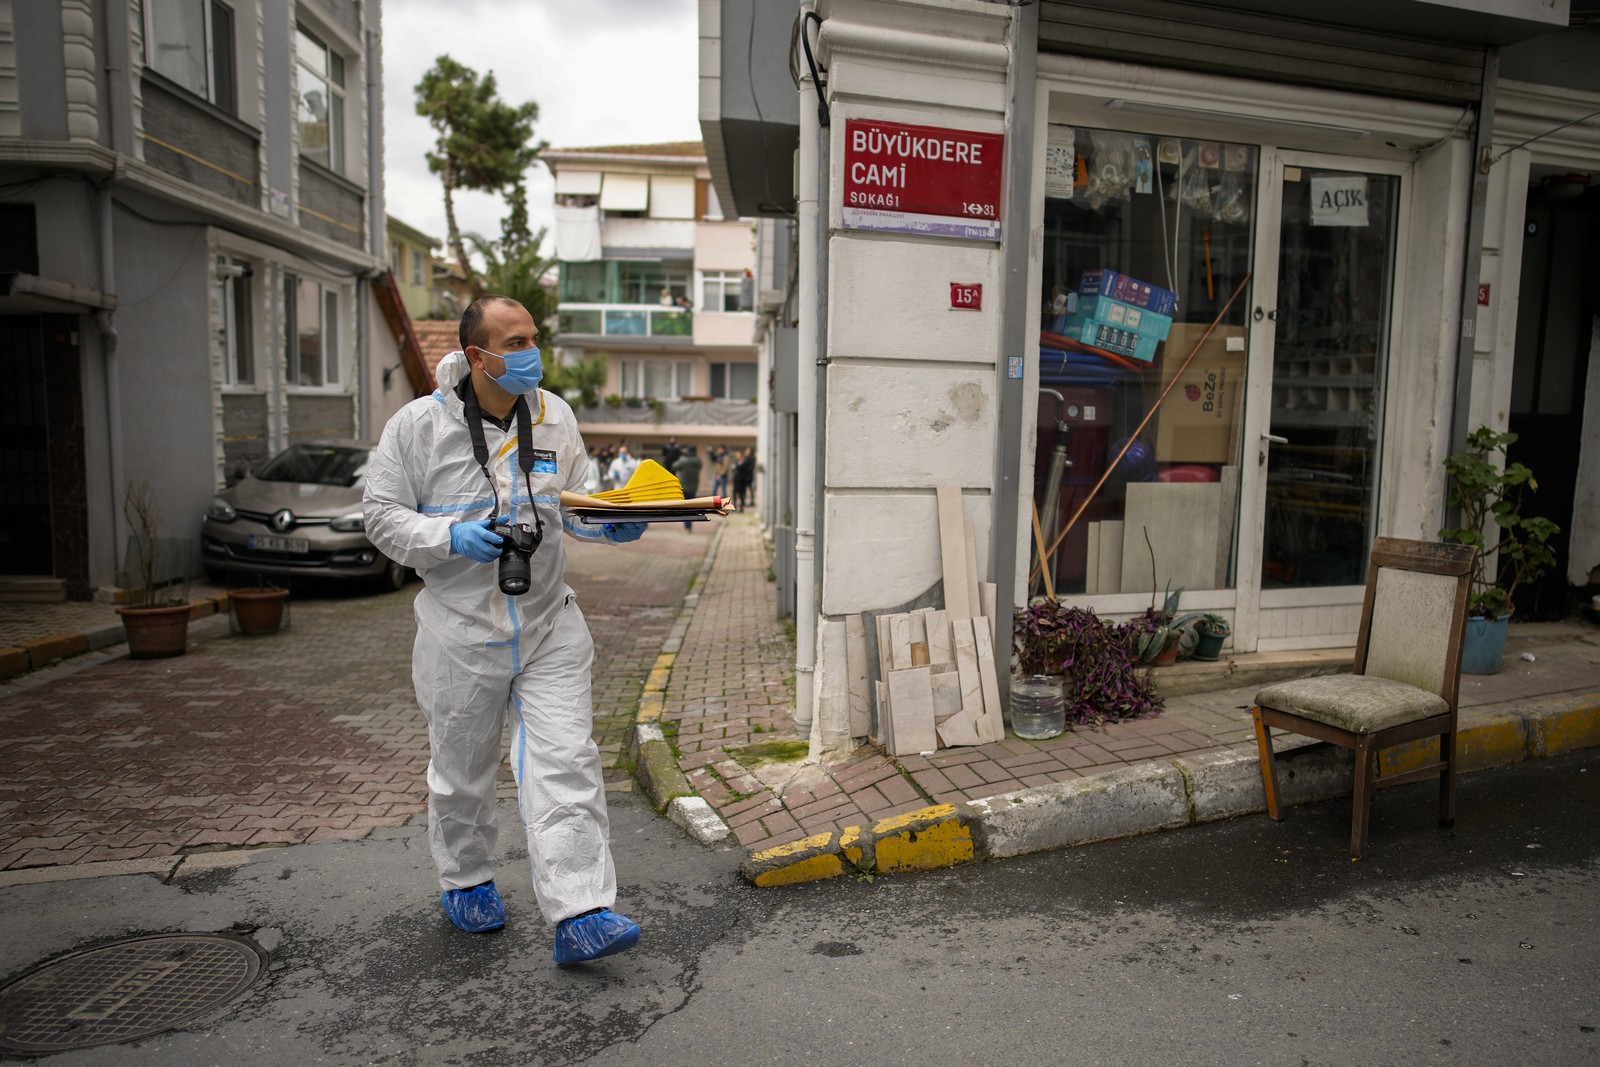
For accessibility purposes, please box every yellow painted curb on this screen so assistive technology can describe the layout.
[753,853,845,887]
[637,692,665,722]
[875,816,975,874]
[1534,699,1600,756]
[1457,714,1531,771]
[872,804,956,834]
[741,807,980,887]
[750,830,835,862]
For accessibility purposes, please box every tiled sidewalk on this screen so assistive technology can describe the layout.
[662,523,1600,855]
[0,528,708,872]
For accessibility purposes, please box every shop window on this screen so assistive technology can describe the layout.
[284,274,340,387]
[146,0,236,113]
[296,26,345,173]
[1034,125,1256,599]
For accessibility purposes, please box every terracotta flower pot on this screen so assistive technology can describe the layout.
[230,587,289,635]
[115,603,191,659]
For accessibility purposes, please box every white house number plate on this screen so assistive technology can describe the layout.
[248,534,309,554]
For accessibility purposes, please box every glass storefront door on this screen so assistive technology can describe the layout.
[1260,166,1399,590]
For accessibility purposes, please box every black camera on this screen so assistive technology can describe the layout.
[489,519,542,595]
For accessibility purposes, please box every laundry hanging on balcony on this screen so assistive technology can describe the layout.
[554,204,602,262]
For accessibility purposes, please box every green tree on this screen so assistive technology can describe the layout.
[466,227,558,333]
[414,55,546,287]
[542,352,609,411]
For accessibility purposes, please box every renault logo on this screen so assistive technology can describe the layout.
[270,508,296,533]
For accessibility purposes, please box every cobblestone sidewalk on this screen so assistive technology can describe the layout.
[0,529,707,872]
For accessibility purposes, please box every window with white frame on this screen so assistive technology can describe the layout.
[284,274,340,387]
[410,249,425,286]
[219,259,253,386]
[701,270,746,312]
[709,361,757,401]
[619,358,693,399]
[295,26,345,173]
[146,0,236,113]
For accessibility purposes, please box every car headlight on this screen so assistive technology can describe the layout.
[329,512,365,533]
[206,496,237,522]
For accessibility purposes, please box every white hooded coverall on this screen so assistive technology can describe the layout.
[363,351,620,924]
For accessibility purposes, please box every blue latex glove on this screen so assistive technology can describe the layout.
[449,517,504,562]
[604,522,646,544]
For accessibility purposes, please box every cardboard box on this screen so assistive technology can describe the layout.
[1075,294,1173,342]
[1078,269,1179,317]
[1059,314,1161,362]
[1154,323,1247,463]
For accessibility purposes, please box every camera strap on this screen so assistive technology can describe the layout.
[461,376,540,533]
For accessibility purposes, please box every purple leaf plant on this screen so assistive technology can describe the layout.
[1013,600,1164,727]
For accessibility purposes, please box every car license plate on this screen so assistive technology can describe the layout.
[248,534,309,554]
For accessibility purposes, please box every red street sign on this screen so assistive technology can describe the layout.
[950,283,982,310]
[1477,284,1491,306]
[842,119,1004,241]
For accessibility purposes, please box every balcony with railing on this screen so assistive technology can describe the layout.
[557,304,693,341]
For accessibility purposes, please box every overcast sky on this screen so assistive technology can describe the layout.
[380,0,703,257]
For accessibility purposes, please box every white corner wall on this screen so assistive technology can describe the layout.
[810,0,1015,745]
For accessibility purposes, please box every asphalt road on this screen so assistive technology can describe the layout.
[1,752,1595,1066]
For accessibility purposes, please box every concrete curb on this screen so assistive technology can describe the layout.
[737,695,1600,887]
[628,524,733,844]
[0,595,231,681]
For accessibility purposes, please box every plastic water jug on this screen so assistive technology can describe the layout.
[1009,675,1066,740]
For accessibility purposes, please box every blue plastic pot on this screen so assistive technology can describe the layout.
[1461,613,1512,675]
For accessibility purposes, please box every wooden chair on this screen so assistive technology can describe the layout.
[1251,537,1477,859]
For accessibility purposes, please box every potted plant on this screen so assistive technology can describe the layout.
[1186,613,1231,662]
[1439,426,1560,674]
[1013,599,1163,727]
[230,575,289,635]
[1130,583,1191,667]
[114,481,193,659]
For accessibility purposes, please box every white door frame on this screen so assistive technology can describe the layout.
[1232,148,1415,653]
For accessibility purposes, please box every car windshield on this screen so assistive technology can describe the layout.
[257,446,371,487]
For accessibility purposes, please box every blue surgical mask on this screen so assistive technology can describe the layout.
[484,345,542,394]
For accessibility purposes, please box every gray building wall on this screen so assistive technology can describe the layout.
[111,206,217,575]
[14,0,67,140]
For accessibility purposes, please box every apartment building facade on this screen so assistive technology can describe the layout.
[544,142,762,474]
[0,0,386,599]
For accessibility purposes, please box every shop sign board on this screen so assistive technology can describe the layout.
[842,119,1004,241]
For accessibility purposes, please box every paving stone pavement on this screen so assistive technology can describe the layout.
[0,529,707,872]
[661,523,1600,856]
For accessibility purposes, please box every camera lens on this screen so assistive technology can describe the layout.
[498,552,531,596]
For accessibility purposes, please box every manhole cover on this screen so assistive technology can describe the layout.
[0,932,267,1054]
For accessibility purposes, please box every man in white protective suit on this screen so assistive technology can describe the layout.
[363,295,645,964]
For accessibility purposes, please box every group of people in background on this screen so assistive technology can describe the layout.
[586,438,756,515]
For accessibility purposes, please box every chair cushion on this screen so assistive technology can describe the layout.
[1255,674,1449,734]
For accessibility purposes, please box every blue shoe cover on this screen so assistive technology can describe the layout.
[440,881,504,933]
[553,909,640,964]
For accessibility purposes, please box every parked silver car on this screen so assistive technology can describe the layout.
[200,442,408,591]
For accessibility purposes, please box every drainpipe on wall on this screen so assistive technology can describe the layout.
[1450,49,1500,462]
[356,275,370,439]
[97,172,127,580]
[794,4,822,736]
[991,2,1039,699]
[96,0,131,581]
